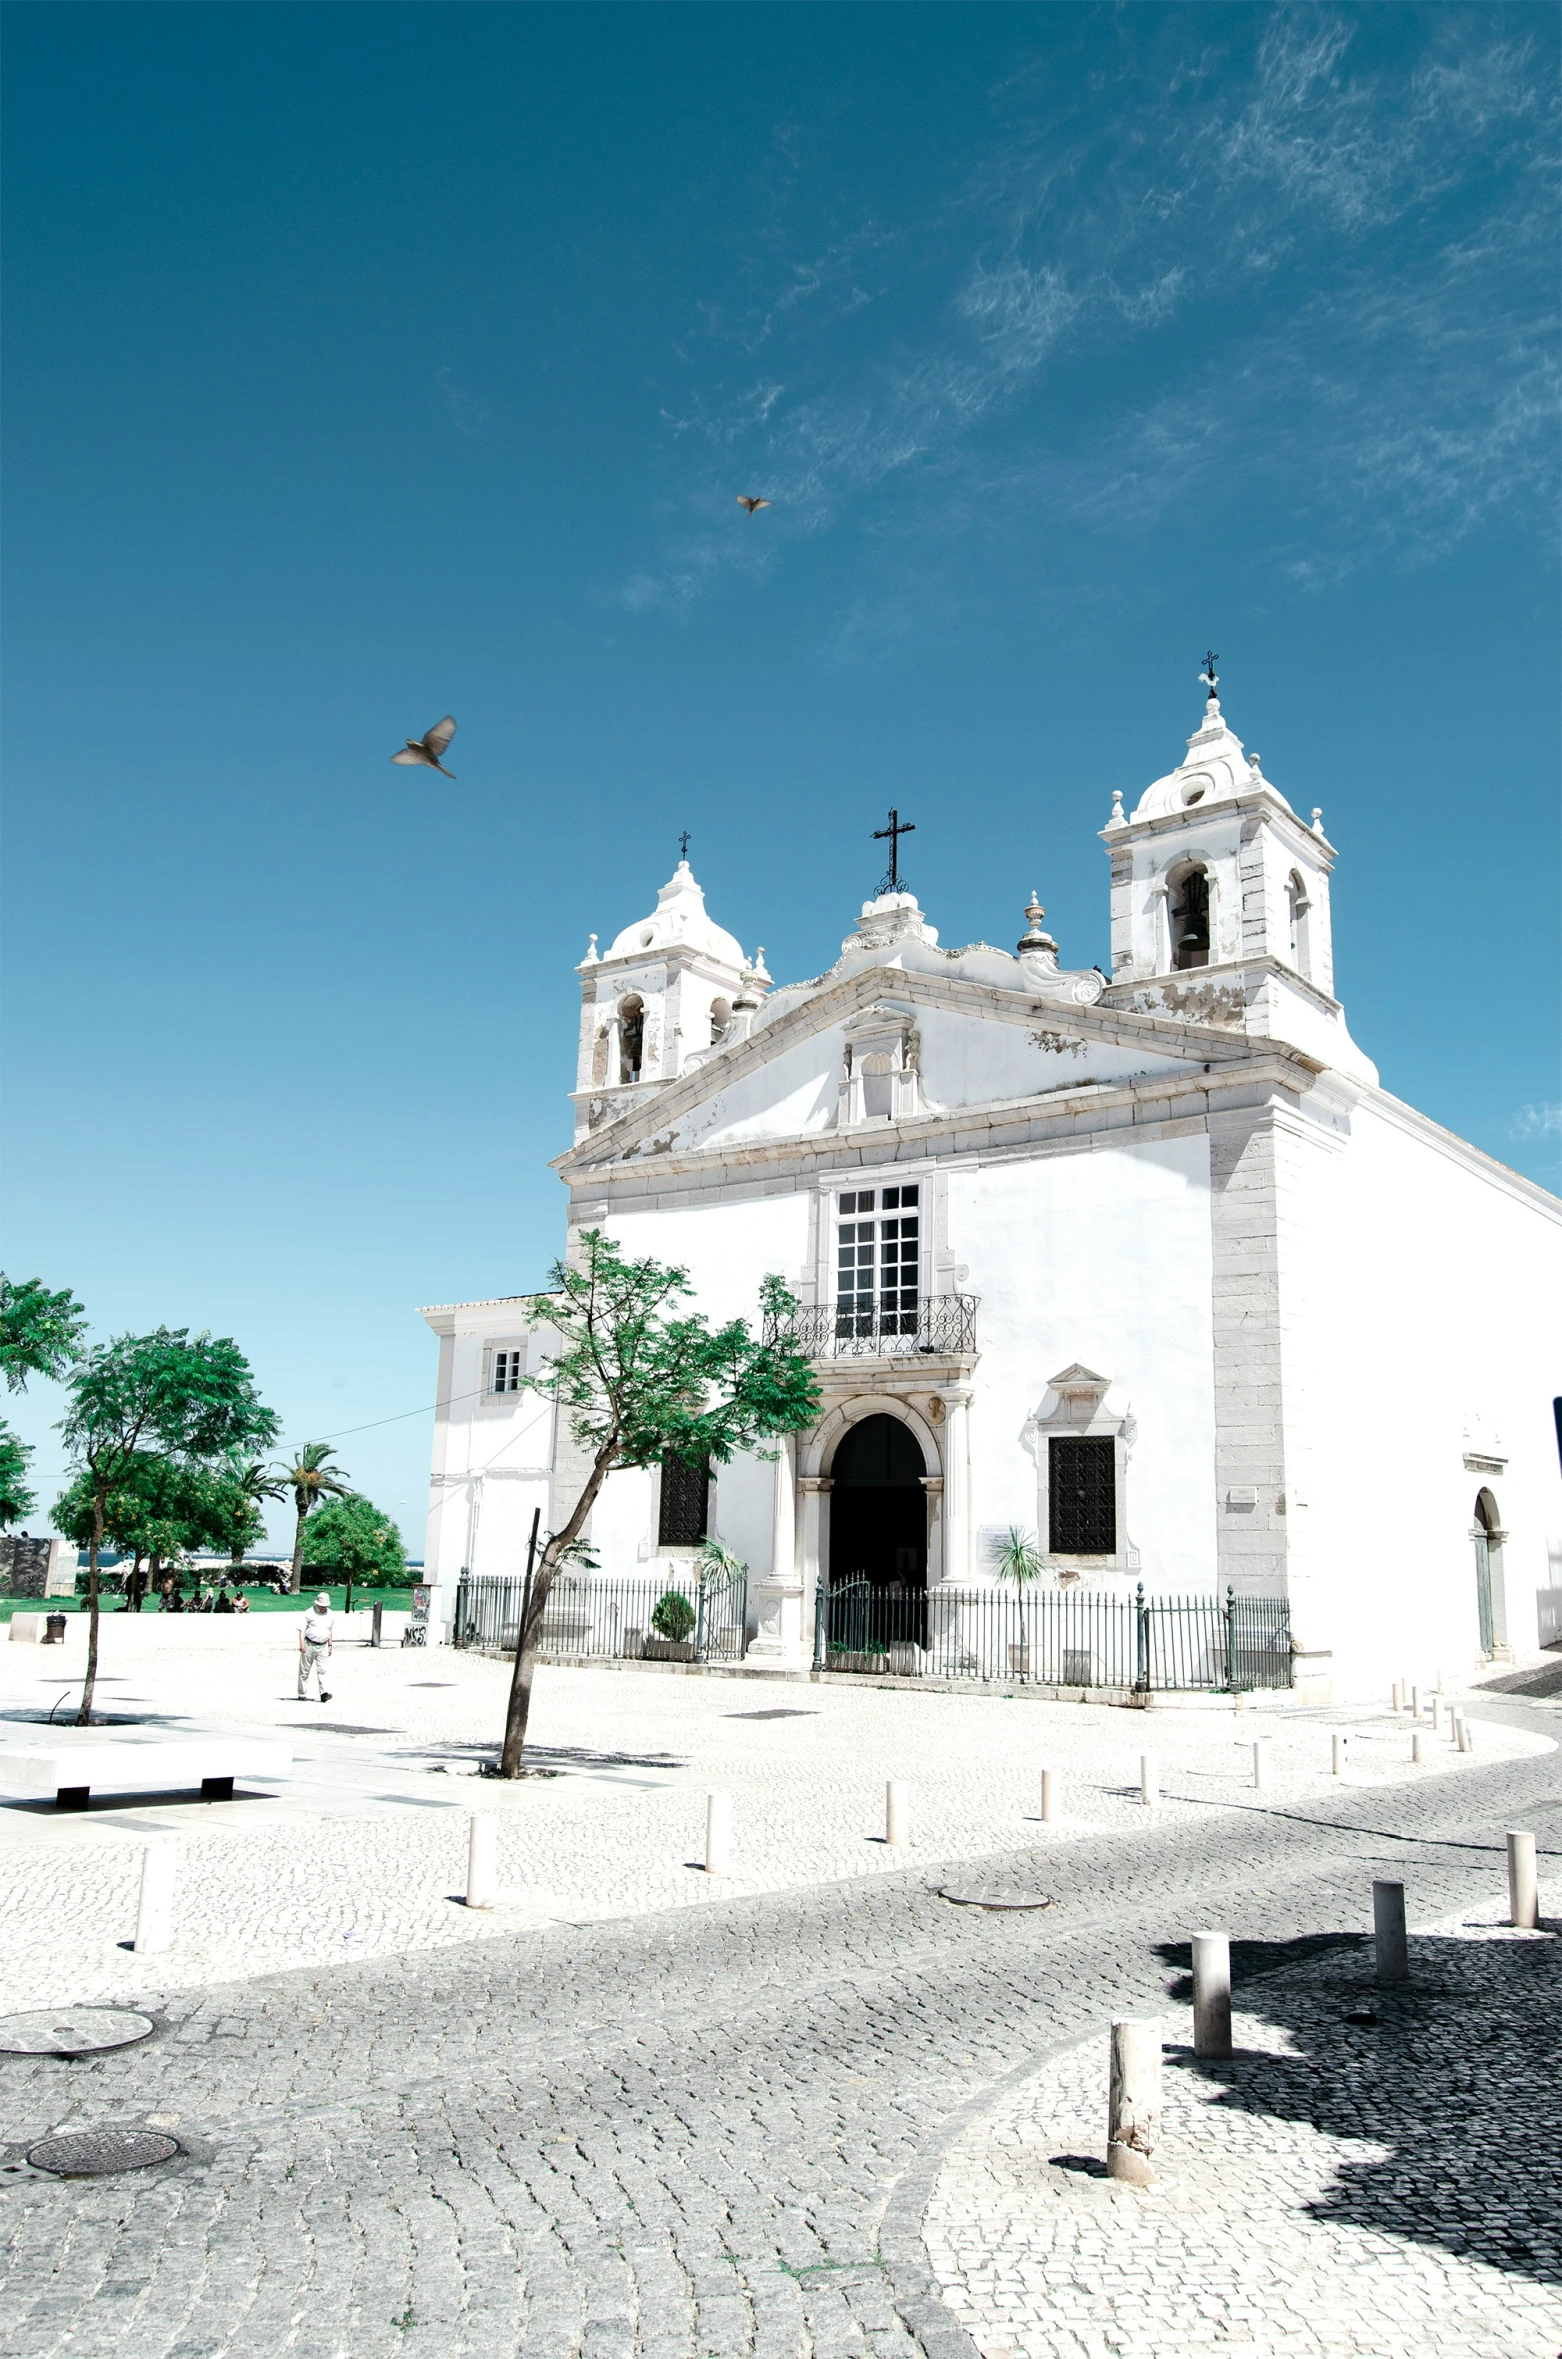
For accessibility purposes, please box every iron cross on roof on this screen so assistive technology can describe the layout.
[873,806,915,894]
[1200,649,1220,699]
[678,830,692,862]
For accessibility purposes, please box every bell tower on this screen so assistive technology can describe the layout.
[571,859,762,1141]
[1100,662,1373,1079]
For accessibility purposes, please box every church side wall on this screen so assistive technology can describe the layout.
[1283,1099,1562,1697]
[948,1131,1218,1589]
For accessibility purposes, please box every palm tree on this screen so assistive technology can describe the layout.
[279,1442,351,1594]
[218,1455,285,1581]
[989,1525,1043,1677]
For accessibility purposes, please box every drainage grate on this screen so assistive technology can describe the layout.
[0,2009,155,2057]
[940,1886,1055,1912]
[26,2129,179,2177]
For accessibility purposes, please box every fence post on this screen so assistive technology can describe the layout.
[1134,1583,1149,1691]
[695,1573,708,1665]
[812,1580,827,1672]
[1224,1586,1237,1693]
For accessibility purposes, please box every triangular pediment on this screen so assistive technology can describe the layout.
[557,959,1281,1177]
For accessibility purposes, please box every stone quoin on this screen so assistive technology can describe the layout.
[419,682,1562,1696]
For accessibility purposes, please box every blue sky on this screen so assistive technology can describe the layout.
[3,2,1557,1546]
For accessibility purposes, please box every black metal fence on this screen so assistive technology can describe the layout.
[453,1567,749,1665]
[813,1579,1292,1692]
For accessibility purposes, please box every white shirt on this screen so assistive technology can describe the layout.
[302,1609,333,1648]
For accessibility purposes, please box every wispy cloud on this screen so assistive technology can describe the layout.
[613,8,1558,631]
[1513,1102,1562,1139]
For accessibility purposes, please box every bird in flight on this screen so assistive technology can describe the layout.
[735,495,770,516]
[391,717,457,779]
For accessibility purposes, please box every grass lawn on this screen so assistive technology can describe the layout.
[0,1586,420,1621]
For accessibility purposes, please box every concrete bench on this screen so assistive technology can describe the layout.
[0,1730,292,1810]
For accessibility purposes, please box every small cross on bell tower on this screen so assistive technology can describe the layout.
[873,807,915,895]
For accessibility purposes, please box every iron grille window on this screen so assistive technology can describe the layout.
[491,1349,524,1395]
[836,1185,920,1337]
[1049,1436,1117,1554]
[658,1452,709,1547]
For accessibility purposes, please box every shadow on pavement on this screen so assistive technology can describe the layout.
[1474,1655,1562,1699]
[1168,1932,1560,2288]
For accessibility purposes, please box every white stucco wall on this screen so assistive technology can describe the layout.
[950,1134,1217,1588]
[1286,1097,1562,1696]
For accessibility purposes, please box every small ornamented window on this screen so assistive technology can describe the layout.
[658,1451,709,1547]
[491,1349,524,1395]
[1048,1436,1116,1553]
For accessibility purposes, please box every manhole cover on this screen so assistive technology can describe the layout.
[26,2129,179,2177]
[0,2009,155,2057]
[940,1887,1055,1912]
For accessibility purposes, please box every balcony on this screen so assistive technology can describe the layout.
[765,1294,979,1361]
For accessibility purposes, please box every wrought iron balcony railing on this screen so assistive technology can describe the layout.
[765,1293,979,1360]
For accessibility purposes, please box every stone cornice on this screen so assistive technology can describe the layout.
[558,1053,1322,1202]
[1103,787,1337,864]
[1103,953,1343,1019]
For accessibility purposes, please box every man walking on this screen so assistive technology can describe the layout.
[298,1591,334,1702]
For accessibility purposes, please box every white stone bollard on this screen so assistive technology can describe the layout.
[1390,1680,1403,1714]
[1458,1715,1475,1755]
[1107,2019,1162,2185]
[1252,1738,1272,1791]
[1412,1731,1429,1765]
[705,1789,732,1876]
[1430,1695,1443,1734]
[1373,1879,1409,1985]
[1332,1733,1348,1777]
[465,1813,498,1910]
[134,1841,177,1954]
[1507,1830,1539,1931]
[7,1614,41,1644]
[1410,1685,1421,1720]
[1435,1668,1446,1695]
[1041,1767,1060,1824]
[1140,1754,1158,1807]
[885,1779,909,1849]
[1191,1931,1232,2059]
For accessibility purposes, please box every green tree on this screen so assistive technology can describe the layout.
[56,1452,235,1602]
[300,1493,406,1611]
[58,1329,278,1720]
[0,1274,88,1390]
[0,1425,37,1531]
[279,1442,352,1594]
[497,1231,820,1776]
[208,1455,284,1577]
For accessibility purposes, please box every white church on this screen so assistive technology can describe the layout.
[421,675,1561,1699]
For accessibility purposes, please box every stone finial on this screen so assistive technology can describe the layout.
[582,933,599,964]
[752,947,772,984]
[1105,789,1127,831]
[1311,807,1325,835]
[1017,893,1058,958]
[1248,751,1262,777]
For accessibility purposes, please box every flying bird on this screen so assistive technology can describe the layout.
[735,495,770,516]
[391,716,457,779]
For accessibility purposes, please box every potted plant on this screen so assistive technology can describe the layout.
[646,1586,698,1661]
[989,1525,1042,1675]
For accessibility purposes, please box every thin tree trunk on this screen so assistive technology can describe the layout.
[498,1455,613,1776]
[77,1489,104,1724]
[289,1504,306,1594]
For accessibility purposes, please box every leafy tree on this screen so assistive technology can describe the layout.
[496,1231,820,1775]
[58,1329,278,1720]
[208,1455,284,1576]
[0,1424,36,1531]
[279,1442,351,1593]
[55,1452,234,1602]
[1,1274,88,1391]
[300,1493,406,1609]
[650,1588,696,1644]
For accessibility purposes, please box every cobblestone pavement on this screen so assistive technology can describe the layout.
[0,1629,1545,2005]
[0,1674,1555,2359]
[925,1900,1559,2358]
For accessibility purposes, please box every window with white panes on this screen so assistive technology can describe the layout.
[835,1184,920,1337]
[490,1348,524,1395]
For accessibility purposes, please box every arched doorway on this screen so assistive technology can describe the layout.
[1473,1488,1507,1656]
[829,1413,927,1590]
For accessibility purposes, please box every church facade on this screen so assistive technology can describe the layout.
[420,682,1561,1698]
